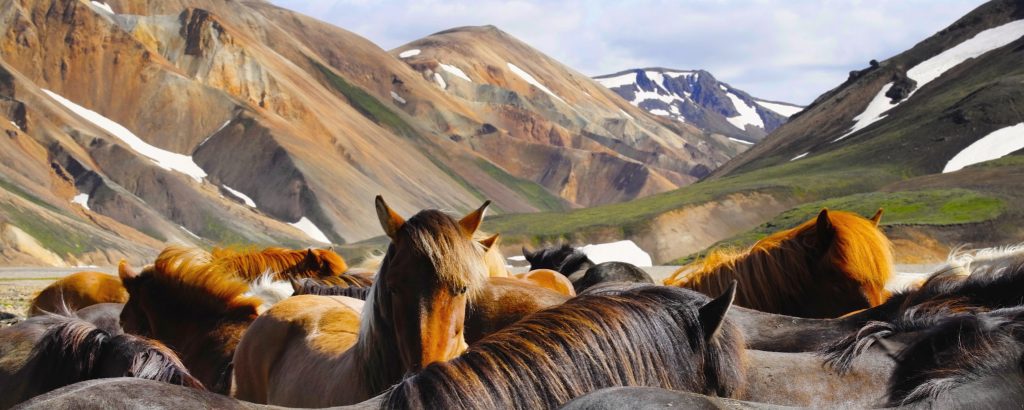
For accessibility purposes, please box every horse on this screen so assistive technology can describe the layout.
[666,208,893,318]
[573,261,654,293]
[0,306,202,409]
[116,248,275,394]
[513,269,576,297]
[27,271,128,317]
[523,243,594,282]
[465,277,571,344]
[478,233,510,278]
[231,196,491,406]
[381,284,744,409]
[210,246,349,281]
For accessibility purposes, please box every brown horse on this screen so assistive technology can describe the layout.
[0,305,202,408]
[666,208,892,318]
[27,272,128,317]
[210,246,348,281]
[382,285,745,408]
[514,268,576,297]
[231,196,490,406]
[117,248,267,394]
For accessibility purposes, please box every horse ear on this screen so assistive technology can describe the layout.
[304,249,317,262]
[870,208,884,227]
[289,278,302,294]
[522,246,534,260]
[375,195,405,240]
[479,233,500,250]
[815,208,835,251]
[118,259,139,281]
[458,200,491,238]
[698,280,736,341]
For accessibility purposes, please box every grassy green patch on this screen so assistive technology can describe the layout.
[475,159,565,212]
[669,188,1005,264]
[311,60,418,139]
[0,204,96,256]
[0,178,63,214]
[199,213,249,246]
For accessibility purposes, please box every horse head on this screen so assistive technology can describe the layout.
[372,196,490,371]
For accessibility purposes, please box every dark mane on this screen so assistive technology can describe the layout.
[525,244,594,276]
[291,279,371,299]
[27,316,204,395]
[382,286,745,409]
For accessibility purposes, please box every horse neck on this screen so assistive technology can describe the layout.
[728,305,857,352]
[350,279,407,395]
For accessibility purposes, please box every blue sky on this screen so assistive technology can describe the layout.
[271,0,986,105]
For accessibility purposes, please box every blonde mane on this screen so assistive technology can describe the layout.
[147,246,262,314]
[666,210,894,316]
[210,246,348,280]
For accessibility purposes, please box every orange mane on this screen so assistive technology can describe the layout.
[146,246,262,314]
[211,246,348,281]
[665,209,893,317]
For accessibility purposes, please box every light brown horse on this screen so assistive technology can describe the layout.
[231,196,490,406]
[117,248,266,394]
[28,272,128,317]
[210,246,348,281]
[666,208,892,318]
[514,269,576,297]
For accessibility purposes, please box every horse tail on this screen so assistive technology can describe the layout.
[28,318,110,391]
[106,334,206,390]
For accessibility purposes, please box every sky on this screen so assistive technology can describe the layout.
[270,0,987,105]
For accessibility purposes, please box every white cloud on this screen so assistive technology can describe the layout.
[272,0,986,104]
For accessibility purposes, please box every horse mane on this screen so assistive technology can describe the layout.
[27,316,204,393]
[290,278,371,299]
[141,246,261,315]
[382,286,746,409]
[667,210,894,314]
[210,246,348,280]
[526,244,593,275]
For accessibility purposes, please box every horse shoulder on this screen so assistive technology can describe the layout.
[516,269,575,297]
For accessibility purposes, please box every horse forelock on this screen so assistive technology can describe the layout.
[383,286,746,409]
[396,210,487,300]
[145,246,260,315]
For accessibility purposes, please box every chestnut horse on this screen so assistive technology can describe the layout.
[117,248,269,394]
[0,305,202,408]
[28,272,128,317]
[231,196,490,406]
[666,208,892,318]
[210,246,348,281]
[481,234,575,296]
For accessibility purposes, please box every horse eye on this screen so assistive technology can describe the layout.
[457,286,468,295]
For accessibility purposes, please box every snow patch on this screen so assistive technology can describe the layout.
[649,109,671,116]
[728,137,754,145]
[90,1,114,14]
[439,63,472,82]
[43,90,207,182]
[390,91,407,104]
[9,121,20,131]
[791,152,809,161]
[71,193,90,210]
[595,73,638,89]
[433,72,447,89]
[507,255,527,262]
[198,119,231,148]
[724,92,764,130]
[398,49,420,58]
[579,240,652,267]
[618,109,634,120]
[507,63,566,104]
[755,100,802,117]
[837,20,1024,142]
[180,226,201,240]
[223,185,256,208]
[290,217,330,243]
[943,122,1024,173]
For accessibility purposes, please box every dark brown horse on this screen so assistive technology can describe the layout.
[231,196,491,406]
[382,285,745,409]
[667,208,893,318]
[117,248,265,394]
[0,306,201,409]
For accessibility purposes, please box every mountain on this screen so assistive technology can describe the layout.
[488,0,1024,264]
[594,68,803,143]
[0,0,739,266]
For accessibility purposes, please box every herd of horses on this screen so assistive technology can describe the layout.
[1,196,1022,409]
